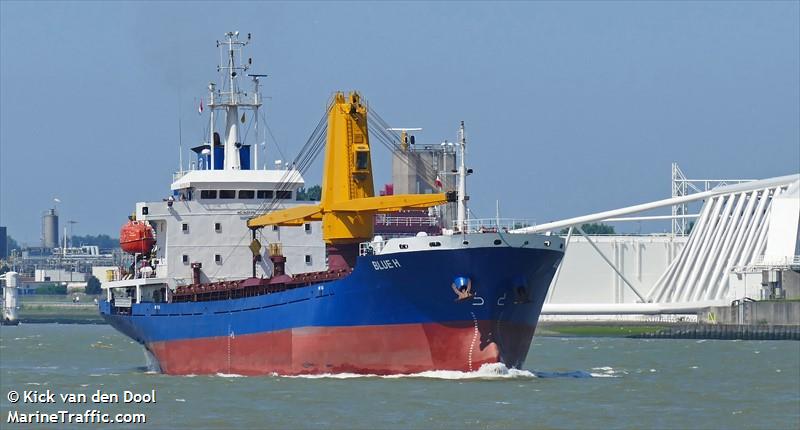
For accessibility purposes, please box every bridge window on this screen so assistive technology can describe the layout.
[219,190,236,199]
[257,190,273,199]
[355,150,369,170]
[200,190,217,199]
[276,190,292,199]
[238,190,255,199]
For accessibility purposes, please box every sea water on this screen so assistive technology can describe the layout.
[1,324,798,429]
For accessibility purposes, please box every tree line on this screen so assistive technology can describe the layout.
[559,223,616,235]
[4,234,119,251]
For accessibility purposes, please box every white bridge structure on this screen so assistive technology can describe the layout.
[514,169,800,315]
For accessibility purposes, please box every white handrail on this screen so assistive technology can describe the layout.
[516,174,799,233]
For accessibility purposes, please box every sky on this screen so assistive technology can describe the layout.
[1,1,798,245]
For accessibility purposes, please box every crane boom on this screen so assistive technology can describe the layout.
[247,91,453,244]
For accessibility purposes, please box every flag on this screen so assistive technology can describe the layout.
[434,175,443,189]
[198,99,204,114]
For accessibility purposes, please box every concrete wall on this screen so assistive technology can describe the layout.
[698,301,800,325]
[548,235,687,304]
[783,270,800,299]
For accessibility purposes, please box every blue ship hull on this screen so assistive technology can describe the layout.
[101,246,562,375]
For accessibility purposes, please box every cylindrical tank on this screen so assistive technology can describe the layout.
[43,209,59,249]
[2,271,19,325]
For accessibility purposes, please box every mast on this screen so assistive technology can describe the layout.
[178,116,183,174]
[208,82,216,170]
[254,77,260,170]
[456,121,468,232]
[249,74,268,170]
[206,31,262,171]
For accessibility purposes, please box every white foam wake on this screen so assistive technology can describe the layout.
[589,366,625,378]
[278,363,537,380]
[215,373,245,378]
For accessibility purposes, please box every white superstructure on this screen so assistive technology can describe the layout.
[104,32,325,297]
[134,170,325,285]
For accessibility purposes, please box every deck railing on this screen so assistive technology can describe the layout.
[374,214,439,227]
[452,218,537,233]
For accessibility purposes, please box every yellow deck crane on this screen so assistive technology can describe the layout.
[247,92,456,265]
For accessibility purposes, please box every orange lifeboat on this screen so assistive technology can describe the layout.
[120,220,155,254]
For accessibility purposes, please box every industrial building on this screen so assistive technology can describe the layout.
[391,131,458,228]
[547,235,687,305]
[3,205,122,294]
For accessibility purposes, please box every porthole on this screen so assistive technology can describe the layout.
[493,239,502,245]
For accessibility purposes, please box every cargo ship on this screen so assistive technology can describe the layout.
[99,32,564,375]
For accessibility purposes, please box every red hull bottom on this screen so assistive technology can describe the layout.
[148,321,535,375]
